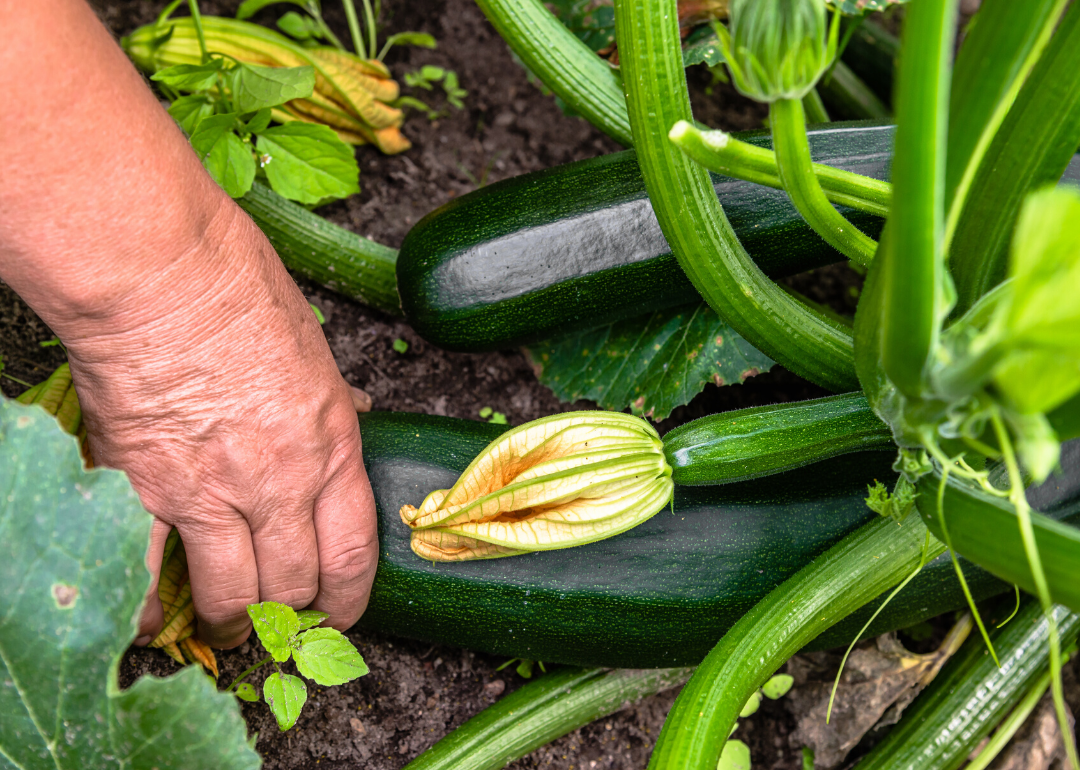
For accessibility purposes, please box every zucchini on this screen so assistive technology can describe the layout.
[239,182,400,315]
[396,123,895,352]
[663,392,892,486]
[357,412,1080,667]
[855,597,1080,770]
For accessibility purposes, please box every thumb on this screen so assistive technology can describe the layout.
[135,518,172,645]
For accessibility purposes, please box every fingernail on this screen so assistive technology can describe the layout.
[134,635,152,646]
[350,385,373,413]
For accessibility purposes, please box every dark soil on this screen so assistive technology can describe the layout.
[5,0,1075,768]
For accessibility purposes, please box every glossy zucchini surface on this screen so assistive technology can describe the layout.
[356,412,1080,667]
[397,123,895,352]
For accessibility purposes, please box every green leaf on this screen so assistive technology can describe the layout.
[381,31,437,50]
[235,682,260,702]
[0,397,259,769]
[191,120,256,199]
[152,60,223,91]
[762,673,794,699]
[247,600,300,661]
[825,0,911,15]
[228,63,315,113]
[237,0,315,20]
[293,627,369,685]
[717,739,752,770]
[256,122,360,204]
[243,107,273,134]
[992,187,1080,414]
[168,93,215,135]
[527,303,774,421]
[739,691,761,717]
[296,609,329,630]
[277,11,323,41]
[263,672,307,730]
[682,25,723,68]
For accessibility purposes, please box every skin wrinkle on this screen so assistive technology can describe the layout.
[1,0,378,647]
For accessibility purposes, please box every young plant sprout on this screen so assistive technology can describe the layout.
[226,601,368,731]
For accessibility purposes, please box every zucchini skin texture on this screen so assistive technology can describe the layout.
[397,123,894,352]
[663,392,892,485]
[854,599,1080,770]
[356,412,1080,667]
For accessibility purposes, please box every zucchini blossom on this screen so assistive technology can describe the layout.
[716,0,839,102]
[400,412,673,562]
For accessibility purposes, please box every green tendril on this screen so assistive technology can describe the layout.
[996,585,1022,629]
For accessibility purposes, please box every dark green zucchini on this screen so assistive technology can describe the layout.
[664,392,892,486]
[396,123,895,352]
[357,412,1080,667]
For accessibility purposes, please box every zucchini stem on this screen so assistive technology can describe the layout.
[770,98,878,267]
[186,0,208,62]
[990,406,1079,769]
[340,0,367,58]
[669,120,892,218]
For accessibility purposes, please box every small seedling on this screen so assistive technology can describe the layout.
[496,657,546,679]
[478,406,508,424]
[403,65,467,112]
[225,601,368,731]
[393,338,409,354]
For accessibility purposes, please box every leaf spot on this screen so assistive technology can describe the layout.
[52,583,79,609]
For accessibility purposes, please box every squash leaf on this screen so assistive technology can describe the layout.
[526,302,774,420]
[0,397,259,770]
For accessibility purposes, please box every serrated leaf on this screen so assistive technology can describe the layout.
[190,114,256,198]
[235,682,260,702]
[256,122,360,204]
[236,0,314,20]
[247,601,300,661]
[527,302,774,420]
[293,627,368,685]
[826,0,910,15]
[229,63,315,113]
[296,609,330,630]
[0,398,259,769]
[243,107,273,134]
[168,93,215,135]
[682,24,724,67]
[151,60,223,91]
[264,672,307,730]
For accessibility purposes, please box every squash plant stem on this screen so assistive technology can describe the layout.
[226,655,273,692]
[771,97,877,267]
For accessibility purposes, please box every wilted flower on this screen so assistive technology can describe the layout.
[716,0,839,102]
[400,412,673,561]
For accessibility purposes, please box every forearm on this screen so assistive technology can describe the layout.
[0,0,254,342]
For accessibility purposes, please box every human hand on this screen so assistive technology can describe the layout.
[62,209,378,648]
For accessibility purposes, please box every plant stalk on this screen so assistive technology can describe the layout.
[186,0,208,62]
[649,515,945,769]
[340,0,366,58]
[770,98,878,266]
[668,121,891,217]
[614,0,858,393]
[226,655,272,692]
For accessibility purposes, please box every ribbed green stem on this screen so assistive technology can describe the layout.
[473,0,631,147]
[856,599,1080,770]
[186,0,208,61]
[614,0,857,392]
[771,98,878,267]
[879,0,957,398]
[238,182,400,315]
[404,667,692,769]
[668,121,891,217]
[649,515,944,769]
[944,0,1069,243]
[948,2,1080,315]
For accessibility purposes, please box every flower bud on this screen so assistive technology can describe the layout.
[400,412,674,562]
[716,0,839,102]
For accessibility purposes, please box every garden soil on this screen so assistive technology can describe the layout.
[3,1,1077,768]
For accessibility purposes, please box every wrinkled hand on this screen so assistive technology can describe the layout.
[63,210,378,648]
